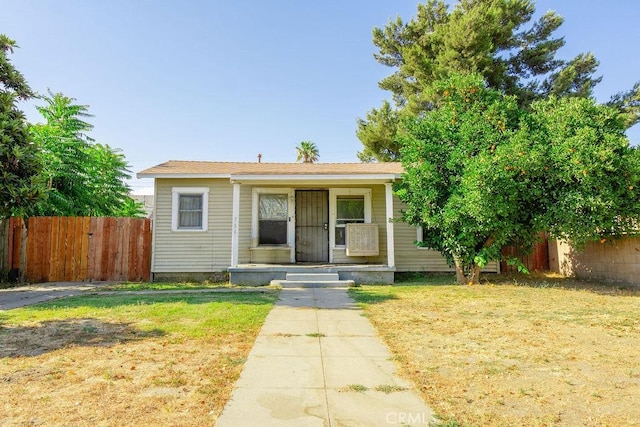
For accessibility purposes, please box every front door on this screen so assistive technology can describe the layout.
[295,190,329,262]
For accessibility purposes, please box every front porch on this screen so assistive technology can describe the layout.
[228,263,395,286]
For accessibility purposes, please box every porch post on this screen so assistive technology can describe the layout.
[231,182,240,267]
[385,183,395,268]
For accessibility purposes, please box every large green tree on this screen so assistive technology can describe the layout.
[396,74,640,284]
[29,92,143,217]
[0,35,43,218]
[357,0,638,162]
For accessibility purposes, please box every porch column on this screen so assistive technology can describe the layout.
[231,182,240,267]
[385,183,395,268]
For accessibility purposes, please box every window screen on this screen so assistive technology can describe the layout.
[335,196,364,246]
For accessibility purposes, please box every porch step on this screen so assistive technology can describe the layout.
[270,273,355,288]
[286,273,339,282]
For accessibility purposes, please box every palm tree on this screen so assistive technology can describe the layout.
[295,140,319,163]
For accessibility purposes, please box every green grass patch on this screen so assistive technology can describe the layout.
[374,384,408,394]
[393,272,457,285]
[306,332,326,338]
[341,384,368,393]
[100,281,233,291]
[1,292,278,338]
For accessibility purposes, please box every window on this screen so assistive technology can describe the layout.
[258,194,288,245]
[172,187,209,231]
[335,196,365,246]
[416,226,431,249]
[329,188,372,249]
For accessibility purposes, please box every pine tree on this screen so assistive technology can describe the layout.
[357,0,609,162]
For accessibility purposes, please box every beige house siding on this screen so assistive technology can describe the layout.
[153,178,233,273]
[392,195,453,271]
[153,179,497,273]
[392,195,499,273]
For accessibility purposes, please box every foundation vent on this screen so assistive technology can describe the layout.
[346,223,379,256]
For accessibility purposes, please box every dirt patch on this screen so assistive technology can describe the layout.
[352,280,640,426]
[0,335,253,426]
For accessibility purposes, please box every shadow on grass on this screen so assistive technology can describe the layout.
[483,272,640,297]
[348,288,399,305]
[394,272,457,286]
[0,317,164,358]
[24,291,279,311]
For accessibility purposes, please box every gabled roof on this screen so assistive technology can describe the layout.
[137,161,404,181]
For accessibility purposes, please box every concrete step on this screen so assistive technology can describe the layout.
[270,279,355,288]
[285,273,339,282]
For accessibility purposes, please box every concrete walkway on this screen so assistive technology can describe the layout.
[216,287,435,426]
[0,281,116,310]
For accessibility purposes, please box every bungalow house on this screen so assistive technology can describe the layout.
[137,161,499,284]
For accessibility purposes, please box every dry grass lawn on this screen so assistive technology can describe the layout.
[350,274,640,426]
[0,291,277,426]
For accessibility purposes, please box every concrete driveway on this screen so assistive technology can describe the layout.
[0,282,116,310]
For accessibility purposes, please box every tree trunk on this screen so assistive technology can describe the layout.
[453,258,467,285]
[453,257,481,285]
[468,264,480,285]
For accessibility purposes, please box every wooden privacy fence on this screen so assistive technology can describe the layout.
[0,218,27,282]
[501,233,549,273]
[1,217,151,283]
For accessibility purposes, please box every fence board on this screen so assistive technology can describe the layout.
[1,218,26,281]
[88,217,102,280]
[12,216,151,283]
[79,217,90,281]
[0,220,8,272]
[10,218,22,271]
[141,218,151,281]
[501,233,549,273]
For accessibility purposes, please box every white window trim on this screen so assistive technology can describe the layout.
[329,188,372,250]
[251,188,295,252]
[171,187,209,232]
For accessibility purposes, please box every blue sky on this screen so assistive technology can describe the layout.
[3,1,639,193]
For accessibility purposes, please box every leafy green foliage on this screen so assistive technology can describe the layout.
[29,92,144,217]
[396,74,640,284]
[356,100,402,162]
[357,0,625,162]
[295,140,319,163]
[0,34,43,218]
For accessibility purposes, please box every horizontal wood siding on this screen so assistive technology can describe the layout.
[250,248,291,263]
[393,195,499,272]
[393,216,453,272]
[153,178,232,272]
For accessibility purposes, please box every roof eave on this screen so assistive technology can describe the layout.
[136,173,232,179]
[230,173,401,183]
[137,173,403,181]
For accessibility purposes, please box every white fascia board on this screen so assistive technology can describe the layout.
[230,173,400,183]
[136,173,232,179]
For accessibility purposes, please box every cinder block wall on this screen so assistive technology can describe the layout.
[549,237,640,286]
